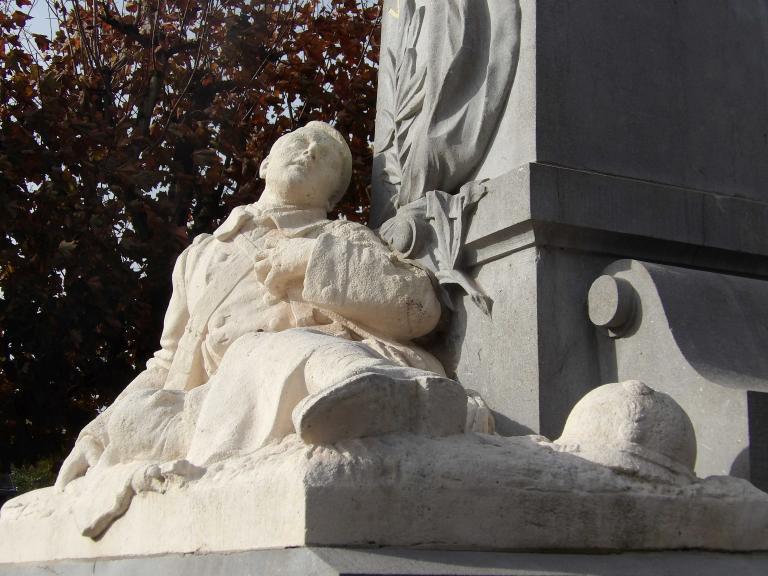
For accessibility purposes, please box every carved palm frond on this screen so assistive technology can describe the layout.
[377,0,426,201]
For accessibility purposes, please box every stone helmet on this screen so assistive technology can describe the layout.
[556,380,697,481]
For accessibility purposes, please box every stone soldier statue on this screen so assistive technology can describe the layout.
[54,121,467,495]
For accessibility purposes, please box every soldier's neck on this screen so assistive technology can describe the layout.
[258,189,327,213]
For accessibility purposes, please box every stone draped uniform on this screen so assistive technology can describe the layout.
[66,202,445,470]
[155,202,444,391]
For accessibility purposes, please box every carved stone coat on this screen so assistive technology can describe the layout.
[150,202,443,391]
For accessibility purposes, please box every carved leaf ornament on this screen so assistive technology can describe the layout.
[380,182,493,316]
[375,0,522,316]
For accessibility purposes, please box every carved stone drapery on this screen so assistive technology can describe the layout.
[379,181,492,316]
[373,0,521,311]
[374,0,521,219]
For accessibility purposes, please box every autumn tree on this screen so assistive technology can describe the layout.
[0,0,381,486]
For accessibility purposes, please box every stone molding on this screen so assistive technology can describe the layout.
[464,163,768,276]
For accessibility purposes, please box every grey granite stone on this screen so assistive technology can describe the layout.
[373,2,768,488]
[372,0,523,223]
[430,162,768,444]
[463,163,768,272]
[534,0,768,203]
[374,1,768,224]
[587,260,768,486]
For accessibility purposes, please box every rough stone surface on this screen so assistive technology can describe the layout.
[557,381,697,482]
[3,431,768,563]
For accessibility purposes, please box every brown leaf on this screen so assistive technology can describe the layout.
[11,10,30,27]
[32,34,49,52]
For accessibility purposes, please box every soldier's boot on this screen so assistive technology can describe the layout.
[293,367,467,445]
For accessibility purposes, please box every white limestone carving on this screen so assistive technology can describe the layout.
[556,381,698,483]
[3,421,768,563]
[3,121,768,561]
[3,121,467,539]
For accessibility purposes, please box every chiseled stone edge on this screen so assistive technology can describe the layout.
[464,163,768,274]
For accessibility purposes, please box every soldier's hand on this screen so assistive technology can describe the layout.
[254,238,316,298]
[253,253,273,284]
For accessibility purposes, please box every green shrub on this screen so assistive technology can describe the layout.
[11,458,58,494]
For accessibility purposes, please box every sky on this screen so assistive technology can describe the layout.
[22,0,59,37]
[20,0,126,37]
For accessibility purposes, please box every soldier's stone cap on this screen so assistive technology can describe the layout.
[556,381,697,482]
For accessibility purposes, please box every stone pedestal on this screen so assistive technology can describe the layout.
[372,0,768,487]
[5,548,768,576]
[430,164,768,471]
[587,260,768,484]
[4,433,768,563]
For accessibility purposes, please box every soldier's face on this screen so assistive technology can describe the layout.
[261,128,345,209]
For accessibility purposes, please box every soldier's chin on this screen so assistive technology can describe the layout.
[270,177,320,205]
[272,171,308,189]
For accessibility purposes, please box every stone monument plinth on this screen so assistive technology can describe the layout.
[372,0,768,489]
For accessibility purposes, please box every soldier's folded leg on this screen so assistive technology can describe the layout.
[294,340,467,444]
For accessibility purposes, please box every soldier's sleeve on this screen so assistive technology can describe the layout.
[302,222,442,341]
[139,243,193,386]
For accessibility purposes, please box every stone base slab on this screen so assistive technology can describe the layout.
[5,548,768,576]
[2,433,768,563]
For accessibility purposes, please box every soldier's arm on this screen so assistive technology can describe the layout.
[302,221,442,341]
[140,245,192,385]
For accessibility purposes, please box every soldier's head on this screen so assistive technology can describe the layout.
[259,121,353,212]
